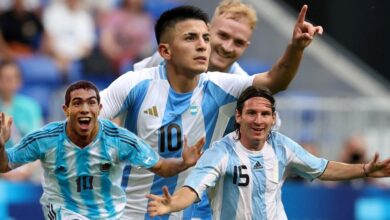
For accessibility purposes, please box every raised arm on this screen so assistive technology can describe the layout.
[319,153,390,181]
[149,137,205,177]
[146,186,198,217]
[0,112,12,172]
[253,4,323,93]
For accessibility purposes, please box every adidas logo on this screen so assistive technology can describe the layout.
[144,106,158,117]
[253,161,263,170]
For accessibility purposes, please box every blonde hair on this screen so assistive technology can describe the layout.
[213,0,257,30]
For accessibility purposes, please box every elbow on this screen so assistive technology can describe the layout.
[270,83,289,94]
[0,165,10,173]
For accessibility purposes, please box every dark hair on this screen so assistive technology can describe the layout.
[64,80,100,106]
[234,86,276,139]
[155,5,209,44]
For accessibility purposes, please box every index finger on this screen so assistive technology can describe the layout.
[297,4,308,24]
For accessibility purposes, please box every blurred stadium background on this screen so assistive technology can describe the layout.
[1,0,390,219]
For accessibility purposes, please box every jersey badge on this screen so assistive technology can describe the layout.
[189,104,198,116]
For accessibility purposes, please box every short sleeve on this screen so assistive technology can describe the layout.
[184,140,229,200]
[118,131,159,169]
[6,132,41,169]
[272,133,328,180]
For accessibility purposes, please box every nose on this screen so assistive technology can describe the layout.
[221,40,234,53]
[80,103,89,113]
[197,38,209,52]
[254,113,262,124]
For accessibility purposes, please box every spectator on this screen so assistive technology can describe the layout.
[0,60,43,181]
[0,0,46,59]
[99,0,154,73]
[339,134,370,187]
[43,0,95,80]
[340,134,368,164]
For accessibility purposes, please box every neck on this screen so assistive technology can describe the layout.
[208,63,230,73]
[66,122,99,148]
[165,64,199,93]
[240,138,265,151]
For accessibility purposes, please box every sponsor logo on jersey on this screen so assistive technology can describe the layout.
[253,161,263,170]
[144,106,158,117]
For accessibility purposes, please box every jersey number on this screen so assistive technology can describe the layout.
[233,165,249,186]
[76,176,94,192]
[159,123,182,152]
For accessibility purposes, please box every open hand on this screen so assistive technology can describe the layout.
[182,136,205,169]
[0,112,12,148]
[364,153,390,178]
[146,186,172,217]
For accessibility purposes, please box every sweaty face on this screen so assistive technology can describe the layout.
[209,15,252,72]
[236,97,275,150]
[63,89,101,142]
[165,19,211,75]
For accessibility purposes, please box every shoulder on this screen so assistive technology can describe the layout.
[230,62,249,76]
[100,119,137,142]
[133,51,164,71]
[207,134,234,154]
[21,121,64,144]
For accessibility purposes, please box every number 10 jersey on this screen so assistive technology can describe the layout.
[100,65,254,219]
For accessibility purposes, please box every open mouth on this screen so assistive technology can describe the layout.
[78,117,91,130]
[252,127,265,133]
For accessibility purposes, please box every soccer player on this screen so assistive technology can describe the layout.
[146,86,390,220]
[134,1,322,90]
[100,5,321,219]
[0,80,204,220]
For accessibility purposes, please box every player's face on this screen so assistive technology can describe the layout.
[236,97,275,150]
[165,19,211,75]
[209,15,252,72]
[63,89,102,141]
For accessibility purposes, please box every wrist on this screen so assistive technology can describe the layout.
[363,164,369,177]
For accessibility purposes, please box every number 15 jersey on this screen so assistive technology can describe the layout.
[100,65,254,219]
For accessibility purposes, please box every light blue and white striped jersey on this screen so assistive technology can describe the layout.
[100,65,254,219]
[6,119,159,220]
[185,132,328,220]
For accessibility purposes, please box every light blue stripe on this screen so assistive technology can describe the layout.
[123,80,151,135]
[201,82,236,150]
[220,149,239,220]
[76,147,99,217]
[145,88,191,220]
[100,133,115,217]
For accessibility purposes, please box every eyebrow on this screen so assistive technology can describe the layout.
[71,96,98,102]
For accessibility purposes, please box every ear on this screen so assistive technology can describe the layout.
[62,105,69,118]
[235,110,241,124]
[158,43,171,60]
[272,112,276,125]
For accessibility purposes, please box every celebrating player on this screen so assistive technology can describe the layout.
[146,86,390,219]
[0,80,204,220]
